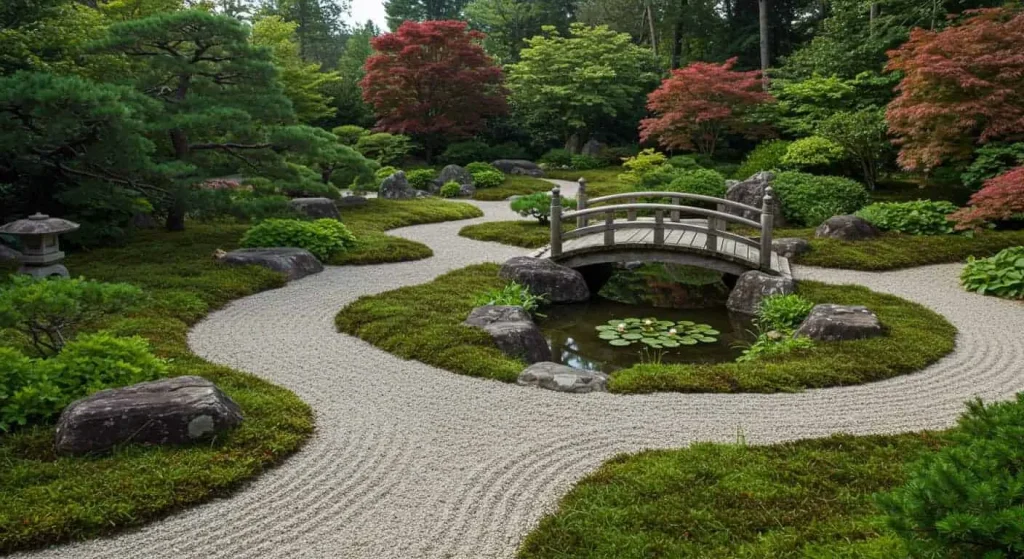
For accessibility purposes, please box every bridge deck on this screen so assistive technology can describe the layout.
[533,223,790,277]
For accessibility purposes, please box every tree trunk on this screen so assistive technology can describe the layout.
[645,1,657,55]
[759,0,770,90]
[869,3,878,37]
[670,0,686,69]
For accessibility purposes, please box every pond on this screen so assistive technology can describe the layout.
[539,298,754,373]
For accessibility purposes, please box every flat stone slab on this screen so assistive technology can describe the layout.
[219,247,323,281]
[518,362,608,393]
[492,159,543,177]
[464,305,552,363]
[499,257,590,303]
[55,376,243,455]
[772,237,811,258]
[289,197,340,219]
[795,304,884,341]
[727,270,796,315]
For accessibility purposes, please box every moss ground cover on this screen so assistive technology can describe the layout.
[335,265,955,393]
[518,432,947,559]
[472,176,554,201]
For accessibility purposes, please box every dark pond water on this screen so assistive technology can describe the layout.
[539,298,754,373]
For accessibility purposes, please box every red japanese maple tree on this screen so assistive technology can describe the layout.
[886,8,1024,171]
[639,58,772,156]
[360,20,507,159]
[951,166,1024,229]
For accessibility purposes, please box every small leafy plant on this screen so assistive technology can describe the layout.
[758,294,814,331]
[471,169,504,188]
[240,218,357,261]
[439,180,462,198]
[736,329,814,362]
[855,200,959,235]
[960,246,1024,299]
[596,317,719,349]
[510,192,577,224]
[405,168,437,190]
[465,161,499,175]
[374,165,399,181]
[473,281,547,316]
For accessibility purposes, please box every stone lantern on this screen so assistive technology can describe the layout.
[0,213,80,278]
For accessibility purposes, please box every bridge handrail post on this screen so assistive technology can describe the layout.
[671,196,681,223]
[627,196,637,221]
[705,206,719,250]
[654,210,664,245]
[604,212,614,246]
[760,187,774,268]
[576,178,588,228]
[550,186,562,257]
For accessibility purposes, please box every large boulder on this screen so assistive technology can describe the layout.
[772,237,811,259]
[499,257,590,303]
[518,362,608,393]
[794,304,884,341]
[458,183,476,198]
[726,270,796,315]
[289,197,340,220]
[492,159,544,177]
[379,171,419,199]
[464,305,551,363]
[815,215,880,241]
[55,376,243,455]
[580,139,605,157]
[218,247,323,281]
[436,164,473,188]
[725,171,786,225]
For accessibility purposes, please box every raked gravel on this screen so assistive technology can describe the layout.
[19,180,1024,559]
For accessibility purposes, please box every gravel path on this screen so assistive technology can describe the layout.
[22,179,1024,559]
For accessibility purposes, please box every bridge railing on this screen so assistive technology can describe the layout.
[549,178,776,268]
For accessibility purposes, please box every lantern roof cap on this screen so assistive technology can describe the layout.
[0,213,80,235]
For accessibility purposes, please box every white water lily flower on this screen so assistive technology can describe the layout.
[668,328,677,335]
[617,323,626,331]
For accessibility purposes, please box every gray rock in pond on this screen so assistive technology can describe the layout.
[337,195,368,208]
[794,304,884,341]
[725,171,786,225]
[0,243,22,263]
[518,362,608,393]
[219,247,323,281]
[289,197,340,219]
[55,376,243,456]
[492,159,544,177]
[499,257,590,303]
[379,171,419,199]
[772,237,811,258]
[726,270,796,315]
[464,305,551,363]
[815,215,880,241]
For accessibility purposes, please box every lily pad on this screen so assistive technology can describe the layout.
[609,339,631,346]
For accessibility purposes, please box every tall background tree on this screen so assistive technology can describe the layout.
[361,20,508,159]
[383,0,469,30]
[251,14,340,122]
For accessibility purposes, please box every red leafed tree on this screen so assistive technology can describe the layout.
[886,8,1024,171]
[639,58,772,156]
[951,166,1024,229]
[360,20,507,159]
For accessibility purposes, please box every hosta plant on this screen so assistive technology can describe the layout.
[960,246,1024,299]
[855,200,959,235]
[596,317,719,349]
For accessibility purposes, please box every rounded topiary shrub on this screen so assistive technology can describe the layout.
[734,140,791,180]
[780,136,846,171]
[472,169,504,189]
[405,168,437,190]
[855,200,959,235]
[665,169,726,198]
[878,394,1024,558]
[442,140,494,166]
[772,171,870,226]
[667,155,701,170]
[539,148,573,168]
[241,218,357,260]
[960,246,1024,299]
[439,181,461,198]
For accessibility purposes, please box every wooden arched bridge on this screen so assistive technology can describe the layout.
[532,180,791,278]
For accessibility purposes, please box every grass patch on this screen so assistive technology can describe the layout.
[459,220,574,248]
[330,198,482,265]
[546,168,630,198]
[0,224,313,553]
[473,176,554,201]
[334,265,956,393]
[518,432,947,559]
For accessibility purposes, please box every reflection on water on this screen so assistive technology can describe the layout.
[539,298,754,373]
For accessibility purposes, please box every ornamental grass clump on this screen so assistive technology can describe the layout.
[473,281,547,317]
[737,294,815,362]
[240,218,356,261]
[960,246,1024,299]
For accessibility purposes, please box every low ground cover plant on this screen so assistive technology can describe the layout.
[240,218,357,260]
[960,246,1024,299]
[855,200,958,235]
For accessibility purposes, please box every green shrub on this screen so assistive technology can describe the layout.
[374,166,399,181]
[773,171,870,226]
[510,192,577,224]
[0,333,166,431]
[734,140,791,180]
[961,142,1024,190]
[466,161,499,175]
[667,155,701,170]
[780,136,846,170]
[442,140,494,166]
[960,247,1024,299]
[619,149,683,190]
[539,148,573,167]
[240,218,357,260]
[473,281,547,317]
[878,394,1024,557]
[855,200,959,235]
[405,168,437,190]
[491,141,530,160]
[331,125,368,146]
[439,181,461,198]
[570,154,603,170]
[758,294,814,331]
[355,133,411,165]
[596,145,638,166]
[665,169,727,198]
[472,169,505,189]
[0,276,143,357]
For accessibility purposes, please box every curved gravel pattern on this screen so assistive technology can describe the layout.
[20,179,1024,559]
